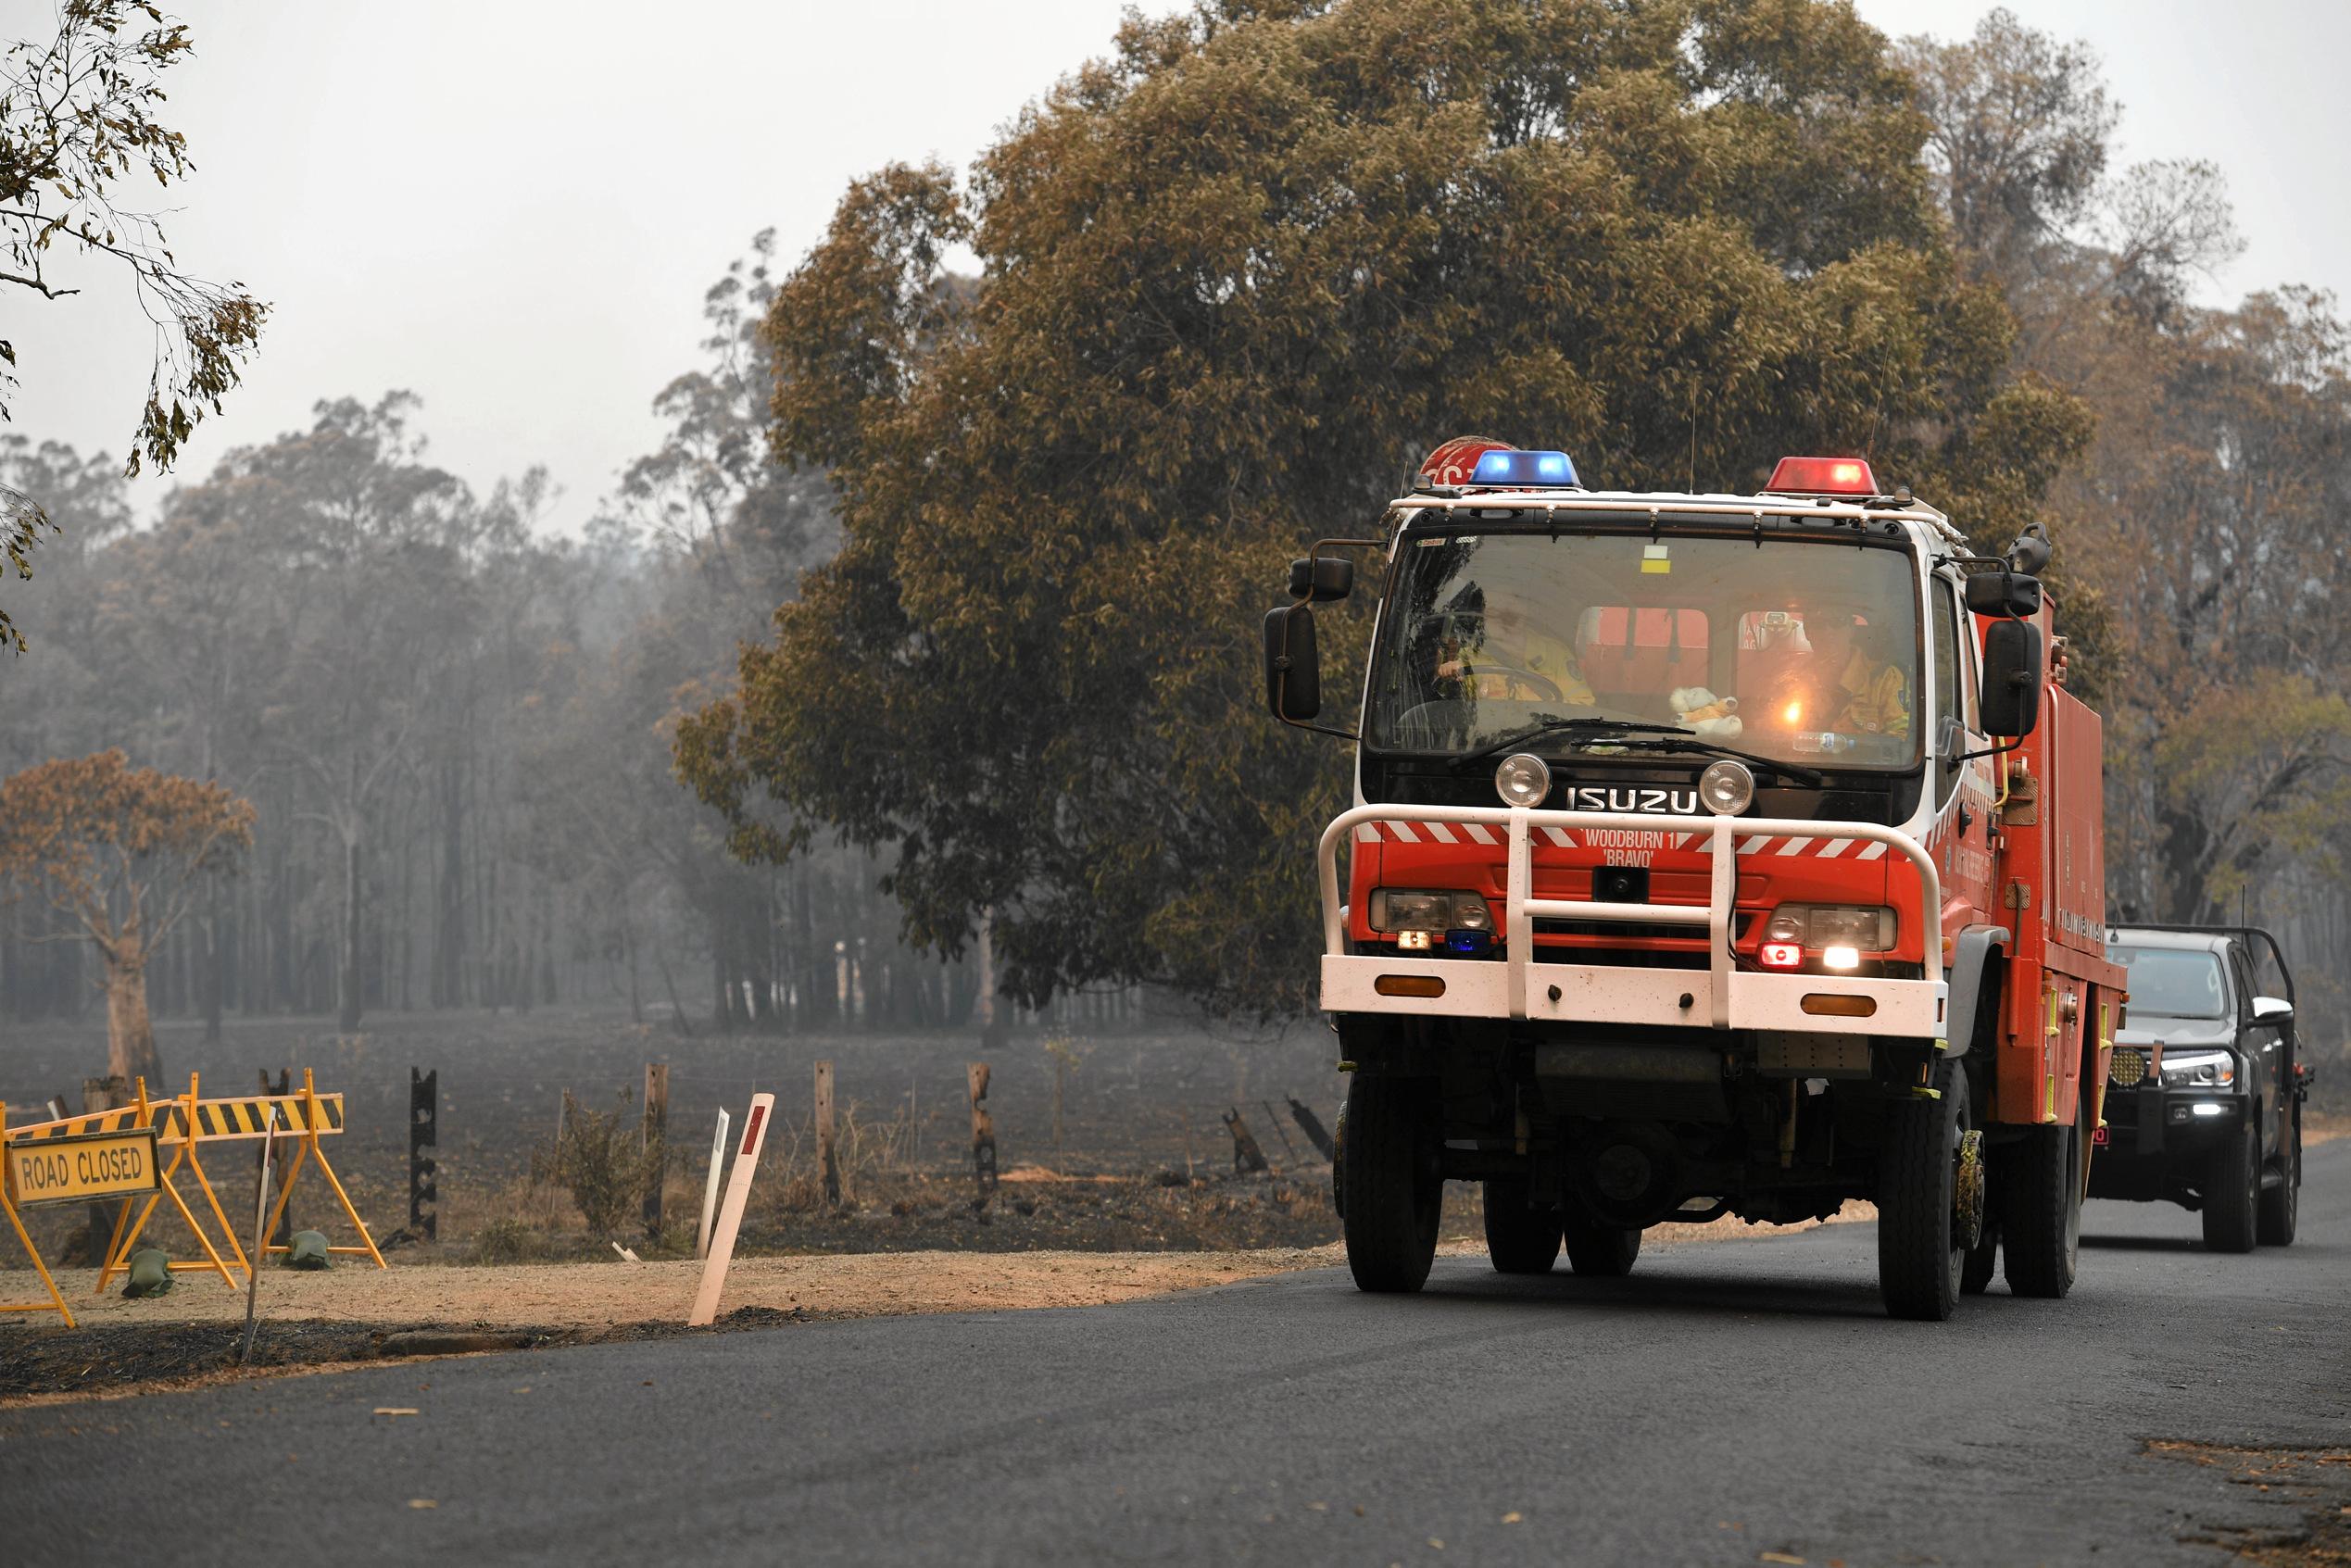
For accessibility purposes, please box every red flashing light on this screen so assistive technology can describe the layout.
[1759,942,1804,970]
[1766,457,1878,496]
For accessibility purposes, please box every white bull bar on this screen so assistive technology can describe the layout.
[1317,806,1945,1036]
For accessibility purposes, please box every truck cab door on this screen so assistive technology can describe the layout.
[1929,574,1994,943]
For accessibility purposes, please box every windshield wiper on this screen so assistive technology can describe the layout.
[1601,734,1826,787]
[1459,717,1677,763]
[1461,718,1825,786]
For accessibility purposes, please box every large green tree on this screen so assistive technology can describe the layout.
[680,0,2086,1015]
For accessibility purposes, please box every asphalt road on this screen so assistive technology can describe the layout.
[8,1145,2349,1568]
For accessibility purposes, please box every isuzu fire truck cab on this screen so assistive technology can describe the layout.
[1264,441,2128,1320]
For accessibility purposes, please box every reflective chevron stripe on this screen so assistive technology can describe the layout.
[6,1093,345,1146]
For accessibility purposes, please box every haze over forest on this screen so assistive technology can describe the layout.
[2,1,2345,1090]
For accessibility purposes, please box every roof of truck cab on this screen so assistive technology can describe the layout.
[1389,487,1960,537]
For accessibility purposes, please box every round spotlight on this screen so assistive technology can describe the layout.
[1697,759,1754,815]
[2109,1047,2145,1087]
[1493,752,1552,808]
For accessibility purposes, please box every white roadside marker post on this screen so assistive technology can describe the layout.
[688,1095,772,1326]
[696,1109,731,1261]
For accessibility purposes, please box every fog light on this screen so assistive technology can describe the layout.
[1820,945,1861,971]
[1398,930,1432,951]
[1760,943,1803,969]
[1697,759,1754,815]
[1494,752,1552,808]
[2191,1101,2225,1118]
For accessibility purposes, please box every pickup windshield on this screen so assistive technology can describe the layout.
[1365,526,1922,768]
[2109,945,2230,1021]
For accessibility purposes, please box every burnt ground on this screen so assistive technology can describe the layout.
[0,1006,1352,1263]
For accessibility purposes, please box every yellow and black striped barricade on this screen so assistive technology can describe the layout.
[94,1069,383,1291]
[0,1099,164,1326]
[4,1078,245,1294]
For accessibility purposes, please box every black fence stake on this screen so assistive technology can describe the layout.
[409,1068,438,1242]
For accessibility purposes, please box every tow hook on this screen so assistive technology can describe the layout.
[1955,1129,1985,1251]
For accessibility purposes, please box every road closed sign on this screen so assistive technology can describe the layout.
[5,1127,161,1208]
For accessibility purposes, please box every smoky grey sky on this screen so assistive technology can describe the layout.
[7,1,2346,533]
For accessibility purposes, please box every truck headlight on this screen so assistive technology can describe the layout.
[1493,752,1552,807]
[1761,904,1897,953]
[1369,889,1494,935]
[2159,1049,2234,1087]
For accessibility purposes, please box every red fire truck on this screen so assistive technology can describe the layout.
[1264,442,2127,1319]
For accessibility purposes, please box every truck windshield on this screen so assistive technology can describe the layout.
[1365,526,1922,768]
[2109,945,2230,1021]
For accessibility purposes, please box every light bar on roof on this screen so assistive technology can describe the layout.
[1765,456,1878,496]
[1470,448,1581,488]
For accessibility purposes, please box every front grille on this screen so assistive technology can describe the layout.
[2109,1047,2147,1087]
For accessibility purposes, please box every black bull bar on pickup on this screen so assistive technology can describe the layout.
[1317,806,1946,1036]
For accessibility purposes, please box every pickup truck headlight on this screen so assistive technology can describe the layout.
[1369,889,1494,935]
[2159,1048,2235,1087]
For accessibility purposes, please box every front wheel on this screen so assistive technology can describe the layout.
[1879,1068,1968,1321]
[1482,1179,1563,1274]
[2257,1105,2300,1247]
[2202,1117,2259,1254]
[1340,1075,1441,1293]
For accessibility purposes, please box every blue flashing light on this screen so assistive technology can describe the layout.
[1469,448,1580,488]
[1446,928,1495,956]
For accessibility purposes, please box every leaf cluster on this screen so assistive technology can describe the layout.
[0,1,266,478]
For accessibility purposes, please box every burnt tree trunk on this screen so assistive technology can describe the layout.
[104,931,163,1089]
[338,826,365,1032]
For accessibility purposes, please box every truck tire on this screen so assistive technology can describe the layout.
[1961,1222,2000,1296]
[1482,1179,1563,1274]
[1879,1067,1968,1321]
[1340,1074,1440,1293]
[2202,1119,2259,1254]
[1561,1204,1640,1277]
[2257,1106,2299,1247]
[2003,1104,2083,1297]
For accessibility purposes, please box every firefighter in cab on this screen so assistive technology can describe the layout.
[1767,603,1909,741]
[1435,591,1595,705]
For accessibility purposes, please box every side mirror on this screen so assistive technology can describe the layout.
[1978,618,2043,737]
[1965,571,2043,618]
[1263,605,1321,721]
[1289,556,1354,602]
[2254,996,2294,1025]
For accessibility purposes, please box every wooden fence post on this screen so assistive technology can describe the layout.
[814,1060,841,1207]
[968,1062,997,1203]
[641,1062,670,1238]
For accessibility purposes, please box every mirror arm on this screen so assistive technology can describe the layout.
[1951,735,2024,765]
[1292,535,1390,606]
